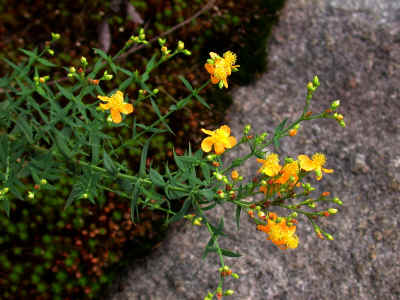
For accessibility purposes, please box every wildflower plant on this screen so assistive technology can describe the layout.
[0,31,346,299]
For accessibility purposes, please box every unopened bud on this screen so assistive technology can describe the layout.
[339,120,346,127]
[158,38,166,46]
[289,129,297,136]
[80,56,88,66]
[307,82,314,93]
[47,49,54,56]
[40,179,47,185]
[243,124,251,135]
[325,233,334,240]
[284,157,294,164]
[152,88,159,94]
[139,33,146,40]
[177,41,184,50]
[214,173,223,181]
[224,290,234,296]
[206,58,214,65]
[193,217,203,226]
[313,75,320,87]
[51,32,60,40]
[82,193,89,199]
[231,273,239,279]
[69,67,76,73]
[103,74,113,80]
[332,197,343,205]
[28,191,35,199]
[328,208,338,214]
[331,100,340,110]
[257,211,265,218]
[183,49,191,56]
[67,73,74,78]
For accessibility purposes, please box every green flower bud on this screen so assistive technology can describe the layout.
[51,33,60,41]
[224,290,234,296]
[284,157,294,164]
[47,49,54,56]
[158,38,166,46]
[328,208,338,214]
[206,58,214,65]
[332,197,343,205]
[69,67,76,73]
[103,74,113,80]
[215,173,223,181]
[231,273,240,279]
[183,49,191,56]
[243,124,251,135]
[218,81,224,89]
[82,193,89,199]
[339,120,346,127]
[177,41,184,50]
[313,75,320,87]
[153,88,159,94]
[325,233,334,240]
[28,191,35,199]
[80,56,88,66]
[40,179,47,185]
[307,82,314,93]
[331,100,340,110]
[139,33,146,40]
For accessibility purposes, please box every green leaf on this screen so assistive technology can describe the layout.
[139,138,150,177]
[103,150,117,175]
[167,197,192,224]
[90,133,100,164]
[200,189,214,201]
[130,180,141,222]
[173,149,186,171]
[54,131,72,159]
[16,115,33,143]
[149,169,166,187]
[150,98,174,135]
[202,236,215,259]
[178,75,194,91]
[1,199,10,217]
[37,57,57,67]
[56,83,75,101]
[65,183,84,209]
[220,248,241,257]
[235,205,241,230]
[200,163,210,182]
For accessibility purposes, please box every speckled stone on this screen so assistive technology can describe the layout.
[107,0,400,299]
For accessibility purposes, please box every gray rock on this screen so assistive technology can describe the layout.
[108,0,400,299]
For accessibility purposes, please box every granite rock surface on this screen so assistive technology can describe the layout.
[108,0,400,299]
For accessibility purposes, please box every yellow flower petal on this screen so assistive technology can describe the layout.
[298,155,315,171]
[227,136,237,148]
[201,137,214,152]
[120,103,134,114]
[214,142,225,155]
[218,125,231,137]
[99,102,112,110]
[205,63,214,74]
[111,109,122,124]
[98,95,111,102]
[201,128,214,136]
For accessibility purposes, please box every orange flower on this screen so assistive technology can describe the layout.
[257,153,282,176]
[275,161,299,185]
[231,170,239,180]
[204,51,239,88]
[97,90,134,124]
[298,153,333,180]
[257,214,298,250]
[201,125,237,155]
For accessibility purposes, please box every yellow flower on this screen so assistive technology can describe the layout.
[257,214,299,250]
[231,170,239,180]
[257,153,282,176]
[97,91,134,124]
[298,153,333,180]
[201,125,237,155]
[275,161,299,185]
[204,51,240,88]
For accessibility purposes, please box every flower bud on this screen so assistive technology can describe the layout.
[218,191,225,199]
[139,33,146,40]
[103,74,113,80]
[308,202,316,208]
[107,115,113,123]
[325,233,334,240]
[238,176,243,181]
[40,179,47,185]
[214,173,223,181]
[47,49,54,56]
[339,120,346,127]
[231,273,239,279]
[331,100,340,110]
[231,170,239,180]
[294,124,300,129]
[332,197,343,205]
[218,81,224,89]
[223,176,229,184]
[257,211,265,218]
[158,38,166,46]
[51,32,60,41]
[307,82,314,93]
[224,290,234,296]
[28,191,35,199]
[284,157,294,164]
[290,212,298,218]
[206,58,214,65]
[183,49,191,56]
[243,124,251,135]
[289,129,297,136]
[328,208,338,214]
[80,56,88,66]
[67,73,74,78]
[69,67,76,73]
[3,187,9,194]
[82,193,89,199]
[152,88,159,94]
[193,217,203,226]
[177,41,184,50]
[313,75,320,87]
